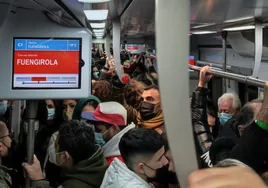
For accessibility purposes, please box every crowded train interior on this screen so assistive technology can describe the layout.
[1,0,268,187]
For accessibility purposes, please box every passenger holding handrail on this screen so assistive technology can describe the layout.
[191,66,214,168]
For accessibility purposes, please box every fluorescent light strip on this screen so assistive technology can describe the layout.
[84,10,108,20]
[79,0,110,3]
[192,31,217,35]
[223,25,256,31]
[90,23,105,28]
[95,33,104,36]
[93,29,104,33]
[192,23,216,29]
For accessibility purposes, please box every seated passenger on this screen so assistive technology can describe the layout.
[137,85,165,134]
[23,120,108,188]
[81,102,135,165]
[218,92,241,127]
[72,95,101,120]
[62,99,78,121]
[100,128,169,188]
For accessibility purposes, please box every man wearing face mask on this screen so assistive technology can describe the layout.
[137,85,165,134]
[23,120,108,188]
[101,128,169,188]
[218,93,241,127]
[81,101,135,165]
[0,121,17,188]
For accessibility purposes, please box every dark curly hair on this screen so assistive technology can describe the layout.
[124,79,144,109]
[58,120,97,164]
[92,80,111,102]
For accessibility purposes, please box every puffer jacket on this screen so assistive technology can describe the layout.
[102,123,135,165]
[100,158,155,188]
[191,87,213,168]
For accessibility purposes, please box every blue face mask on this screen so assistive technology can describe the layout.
[47,108,55,120]
[95,132,105,147]
[0,101,8,115]
[24,121,39,133]
[219,113,232,126]
[93,72,99,79]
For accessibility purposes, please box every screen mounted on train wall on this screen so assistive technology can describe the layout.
[12,38,82,89]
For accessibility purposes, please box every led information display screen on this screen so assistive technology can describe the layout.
[13,38,81,89]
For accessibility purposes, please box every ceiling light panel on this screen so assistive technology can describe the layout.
[95,33,104,36]
[84,10,108,20]
[93,29,104,33]
[90,23,105,28]
[79,0,110,3]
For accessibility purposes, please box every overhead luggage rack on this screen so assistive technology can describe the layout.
[189,64,266,88]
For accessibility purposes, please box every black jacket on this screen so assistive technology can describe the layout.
[231,122,268,174]
[191,87,213,168]
[209,118,238,165]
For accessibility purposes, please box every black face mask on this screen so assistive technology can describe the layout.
[147,164,179,185]
[140,101,161,120]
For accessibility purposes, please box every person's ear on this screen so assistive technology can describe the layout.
[59,151,70,164]
[110,125,120,135]
[0,142,4,152]
[238,125,245,135]
[137,162,145,174]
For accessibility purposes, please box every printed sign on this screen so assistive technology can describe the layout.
[13,38,81,89]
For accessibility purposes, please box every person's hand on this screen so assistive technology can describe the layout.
[256,81,268,124]
[146,58,153,66]
[188,166,267,188]
[8,101,15,109]
[198,66,212,88]
[22,155,44,181]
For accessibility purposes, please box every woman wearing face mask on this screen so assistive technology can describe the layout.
[15,100,62,186]
[62,99,78,121]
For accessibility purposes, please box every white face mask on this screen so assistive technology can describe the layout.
[48,143,58,166]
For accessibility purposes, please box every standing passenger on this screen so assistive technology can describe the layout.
[81,102,135,165]
[0,121,14,188]
[23,120,108,188]
[72,95,101,120]
[218,93,241,126]
[62,99,78,121]
[100,128,169,188]
[137,85,165,134]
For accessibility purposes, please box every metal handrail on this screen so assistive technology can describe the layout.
[189,64,266,88]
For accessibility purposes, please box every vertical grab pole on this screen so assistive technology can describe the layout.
[156,0,198,187]
[222,31,228,93]
[25,100,38,188]
[252,21,263,78]
[113,18,123,81]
